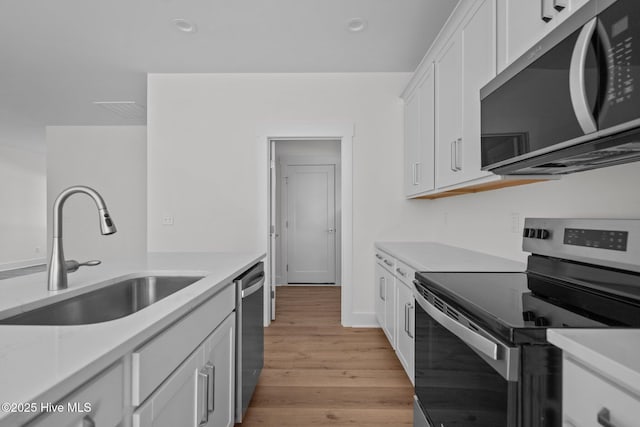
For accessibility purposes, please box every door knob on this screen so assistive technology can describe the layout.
[327,228,335,233]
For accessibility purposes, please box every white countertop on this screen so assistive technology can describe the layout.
[0,252,264,425]
[375,241,525,272]
[547,329,640,397]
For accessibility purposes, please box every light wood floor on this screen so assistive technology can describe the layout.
[238,286,413,426]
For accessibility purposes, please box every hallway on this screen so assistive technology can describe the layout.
[239,286,413,426]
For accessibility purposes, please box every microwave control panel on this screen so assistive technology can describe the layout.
[605,16,634,106]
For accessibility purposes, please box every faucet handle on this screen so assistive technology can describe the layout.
[65,259,102,273]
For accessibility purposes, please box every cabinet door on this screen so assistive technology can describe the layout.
[459,0,497,183]
[133,347,203,427]
[382,268,396,348]
[498,0,589,70]
[203,314,235,427]
[395,282,414,384]
[374,261,386,329]
[417,66,435,194]
[27,363,124,427]
[435,34,463,188]
[404,88,421,196]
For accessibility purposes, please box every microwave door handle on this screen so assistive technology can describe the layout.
[569,17,598,134]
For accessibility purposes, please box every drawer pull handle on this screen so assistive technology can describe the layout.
[83,416,96,427]
[206,362,215,414]
[597,408,617,427]
[198,369,209,426]
[396,268,407,277]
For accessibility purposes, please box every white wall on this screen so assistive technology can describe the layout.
[147,73,440,322]
[425,162,640,263]
[47,126,147,264]
[0,144,46,269]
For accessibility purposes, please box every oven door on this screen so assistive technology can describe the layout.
[413,281,519,427]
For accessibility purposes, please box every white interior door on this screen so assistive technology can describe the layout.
[285,164,336,284]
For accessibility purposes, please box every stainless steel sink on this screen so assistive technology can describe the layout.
[0,275,204,326]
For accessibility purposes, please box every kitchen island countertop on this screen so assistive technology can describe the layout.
[0,251,264,425]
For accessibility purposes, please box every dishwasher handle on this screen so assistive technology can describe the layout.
[240,273,265,299]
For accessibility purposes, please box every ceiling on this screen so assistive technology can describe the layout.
[0,0,458,150]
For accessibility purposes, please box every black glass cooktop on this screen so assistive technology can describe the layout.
[415,270,621,344]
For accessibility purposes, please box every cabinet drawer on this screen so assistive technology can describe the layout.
[394,260,416,288]
[563,357,640,427]
[378,252,396,273]
[28,362,124,427]
[132,283,235,405]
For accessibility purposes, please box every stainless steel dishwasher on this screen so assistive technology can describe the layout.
[235,262,264,422]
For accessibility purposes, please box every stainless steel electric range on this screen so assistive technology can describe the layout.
[413,218,640,427]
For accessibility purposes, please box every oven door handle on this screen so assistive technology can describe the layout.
[414,285,499,361]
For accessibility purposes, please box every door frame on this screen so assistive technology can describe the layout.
[258,122,354,327]
[279,156,341,285]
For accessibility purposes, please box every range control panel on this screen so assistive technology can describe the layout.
[523,218,640,273]
[564,228,628,251]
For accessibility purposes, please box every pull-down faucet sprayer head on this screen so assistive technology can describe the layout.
[99,208,117,235]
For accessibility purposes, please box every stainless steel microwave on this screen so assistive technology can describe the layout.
[480,0,640,175]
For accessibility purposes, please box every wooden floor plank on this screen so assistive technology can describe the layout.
[237,285,413,427]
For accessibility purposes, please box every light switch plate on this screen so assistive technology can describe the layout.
[162,216,174,226]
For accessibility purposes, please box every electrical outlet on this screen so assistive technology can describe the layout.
[510,213,521,234]
[162,216,174,226]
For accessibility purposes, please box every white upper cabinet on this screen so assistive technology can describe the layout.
[435,35,464,188]
[436,0,496,189]
[404,65,435,196]
[498,0,590,71]
[460,0,497,183]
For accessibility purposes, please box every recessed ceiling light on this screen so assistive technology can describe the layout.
[347,18,367,33]
[172,18,197,34]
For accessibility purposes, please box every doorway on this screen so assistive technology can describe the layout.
[273,140,341,287]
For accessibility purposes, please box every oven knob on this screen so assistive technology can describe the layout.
[522,311,536,322]
[528,228,537,238]
[536,229,550,239]
[534,316,549,327]
[523,228,531,238]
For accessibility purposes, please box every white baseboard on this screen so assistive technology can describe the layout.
[0,258,46,272]
[344,311,379,328]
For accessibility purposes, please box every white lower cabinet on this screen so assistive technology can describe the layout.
[563,357,640,427]
[133,313,235,427]
[27,362,124,427]
[373,250,415,383]
[382,267,396,347]
[395,280,415,384]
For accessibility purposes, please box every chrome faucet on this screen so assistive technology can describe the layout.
[48,186,117,291]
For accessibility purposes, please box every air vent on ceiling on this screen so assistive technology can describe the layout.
[93,101,146,120]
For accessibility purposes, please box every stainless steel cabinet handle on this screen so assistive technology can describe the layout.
[198,369,209,426]
[450,140,456,171]
[206,362,215,414]
[396,268,407,277]
[541,0,554,22]
[455,138,462,171]
[379,277,385,301]
[412,163,418,185]
[404,303,410,335]
[408,303,414,338]
[569,17,598,134]
[82,416,96,427]
[414,162,420,185]
[383,259,393,267]
[597,408,617,427]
